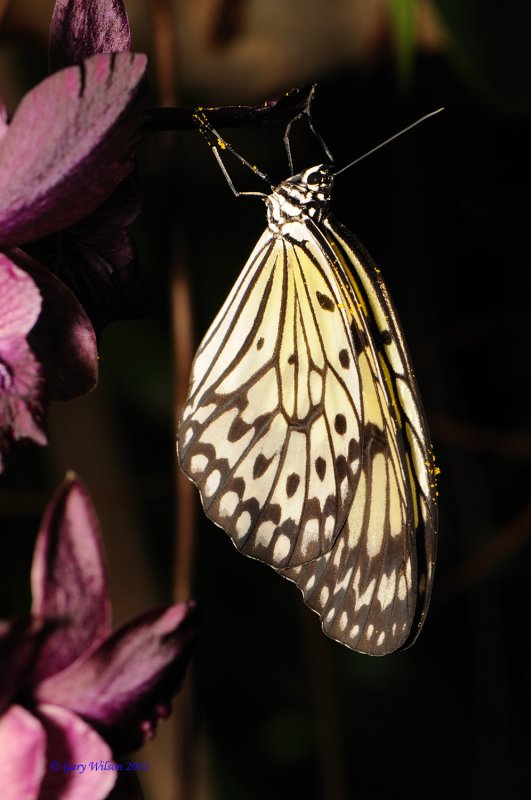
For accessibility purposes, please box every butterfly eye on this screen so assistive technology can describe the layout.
[306,169,321,185]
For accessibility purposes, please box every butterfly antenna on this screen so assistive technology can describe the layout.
[194,110,272,198]
[334,107,444,177]
[283,85,334,175]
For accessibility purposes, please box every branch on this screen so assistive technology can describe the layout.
[142,85,314,132]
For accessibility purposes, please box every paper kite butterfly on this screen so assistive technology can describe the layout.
[177,91,440,655]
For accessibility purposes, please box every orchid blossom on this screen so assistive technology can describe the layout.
[0,475,196,800]
[0,0,146,470]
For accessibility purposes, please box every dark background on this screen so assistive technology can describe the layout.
[179,65,531,799]
[1,1,531,798]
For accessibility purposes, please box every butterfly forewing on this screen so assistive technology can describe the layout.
[178,205,363,570]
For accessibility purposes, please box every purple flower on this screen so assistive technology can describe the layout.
[0,0,147,470]
[0,247,102,469]
[49,0,132,72]
[42,0,147,335]
[0,51,146,250]
[0,475,196,799]
[0,254,46,471]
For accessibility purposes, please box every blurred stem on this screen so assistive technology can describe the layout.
[0,0,11,26]
[148,0,180,107]
[148,1,199,799]
[171,246,196,604]
[301,611,348,800]
[387,0,415,87]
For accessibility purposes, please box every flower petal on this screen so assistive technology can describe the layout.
[31,476,111,681]
[0,52,147,249]
[50,0,131,71]
[12,249,98,401]
[0,255,47,472]
[0,704,46,800]
[26,177,146,336]
[0,251,41,341]
[0,253,46,473]
[37,704,116,800]
[0,337,47,472]
[36,603,197,752]
[0,97,7,141]
[0,619,50,714]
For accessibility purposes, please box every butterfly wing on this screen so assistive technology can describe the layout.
[279,217,437,655]
[178,224,364,570]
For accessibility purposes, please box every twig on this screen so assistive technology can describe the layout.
[147,2,199,799]
[301,610,348,800]
[142,85,314,131]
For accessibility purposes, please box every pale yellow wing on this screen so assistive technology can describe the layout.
[280,217,437,655]
[178,226,364,570]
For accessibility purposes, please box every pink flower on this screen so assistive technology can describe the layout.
[0,476,196,799]
[0,0,147,470]
[0,256,46,471]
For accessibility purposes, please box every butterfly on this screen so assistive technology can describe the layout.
[178,94,440,655]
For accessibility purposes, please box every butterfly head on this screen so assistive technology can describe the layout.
[298,163,333,193]
[266,164,333,234]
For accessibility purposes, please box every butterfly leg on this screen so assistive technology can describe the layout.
[283,85,334,175]
[208,145,266,199]
[193,110,271,197]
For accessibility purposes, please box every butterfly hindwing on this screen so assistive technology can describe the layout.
[279,217,437,654]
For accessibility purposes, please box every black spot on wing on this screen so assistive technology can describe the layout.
[253,453,274,479]
[286,472,300,498]
[253,413,271,432]
[348,438,360,462]
[316,291,334,311]
[228,415,253,443]
[315,456,327,480]
[334,414,347,435]
[339,349,350,368]
[335,455,348,482]
[258,503,281,525]
[350,322,366,354]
